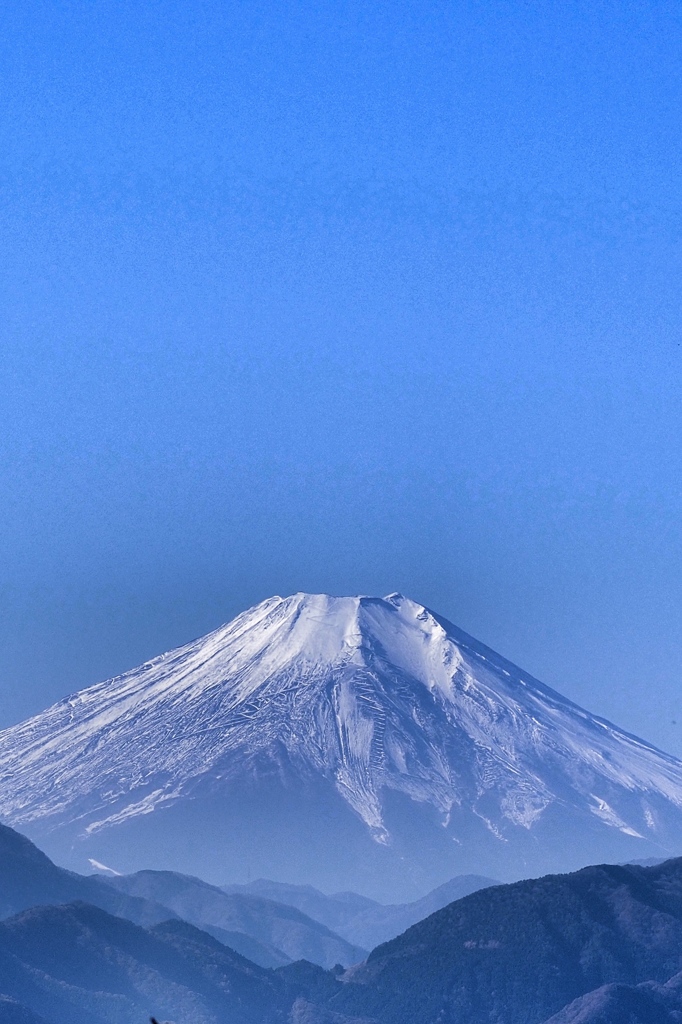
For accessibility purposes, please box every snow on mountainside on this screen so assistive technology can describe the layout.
[1,593,681,897]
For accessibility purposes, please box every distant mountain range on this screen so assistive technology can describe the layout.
[2,821,682,1023]
[0,822,367,970]
[1,593,682,898]
[103,869,367,968]
[0,818,495,970]
[0,821,179,927]
[224,874,498,949]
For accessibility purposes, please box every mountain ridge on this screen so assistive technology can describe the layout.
[4,849,682,1024]
[224,874,499,949]
[102,868,367,967]
[0,821,363,970]
[331,857,682,1024]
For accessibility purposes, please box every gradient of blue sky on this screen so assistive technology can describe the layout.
[1,0,681,753]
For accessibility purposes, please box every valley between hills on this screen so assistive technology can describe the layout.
[1,821,682,1024]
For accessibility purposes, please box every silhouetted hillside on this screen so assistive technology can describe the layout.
[0,901,290,1024]
[0,822,178,927]
[0,822,361,970]
[4,822,682,1024]
[543,971,682,1023]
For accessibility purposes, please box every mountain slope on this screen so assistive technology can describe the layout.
[226,874,498,949]
[0,821,180,927]
[0,902,291,1024]
[0,820,363,971]
[103,869,367,967]
[2,593,682,897]
[541,974,682,1024]
[331,858,682,1024]
[5,848,682,1024]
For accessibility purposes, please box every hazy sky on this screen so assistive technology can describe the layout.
[1,0,681,755]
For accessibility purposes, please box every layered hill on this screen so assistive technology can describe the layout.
[103,869,367,967]
[0,903,292,1024]
[225,874,498,949]
[3,854,682,1024]
[0,822,362,970]
[1,593,682,897]
[0,821,178,926]
[543,975,682,1024]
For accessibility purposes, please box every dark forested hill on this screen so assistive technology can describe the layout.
[331,859,682,1024]
[0,902,290,1024]
[4,822,682,1024]
[542,971,682,1023]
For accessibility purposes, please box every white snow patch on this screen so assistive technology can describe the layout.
[88,858,121,876]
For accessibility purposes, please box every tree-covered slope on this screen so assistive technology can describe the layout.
[0,902,290,1024]
[332,859,682,1024]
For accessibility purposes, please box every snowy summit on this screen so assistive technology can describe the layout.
[1,593,681,898]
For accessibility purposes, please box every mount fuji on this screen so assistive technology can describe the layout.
[1,593,682,900]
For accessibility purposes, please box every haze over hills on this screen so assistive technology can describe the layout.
[0,822,362,970]
[1,592,682,899]
[224,875,499,949]
[0,821,179,927]
[2,828,682,1024]
[0,903,292,1024]
[103,869,367,968]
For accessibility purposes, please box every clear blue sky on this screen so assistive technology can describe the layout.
[1,0,681,754]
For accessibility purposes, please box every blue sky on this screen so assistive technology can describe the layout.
[1,0,682,754]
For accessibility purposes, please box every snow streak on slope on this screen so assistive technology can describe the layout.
[0,593,681,854]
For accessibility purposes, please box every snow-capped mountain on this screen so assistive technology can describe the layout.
[1,593,682,899]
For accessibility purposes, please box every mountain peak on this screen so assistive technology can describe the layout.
[1,593,681,896]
